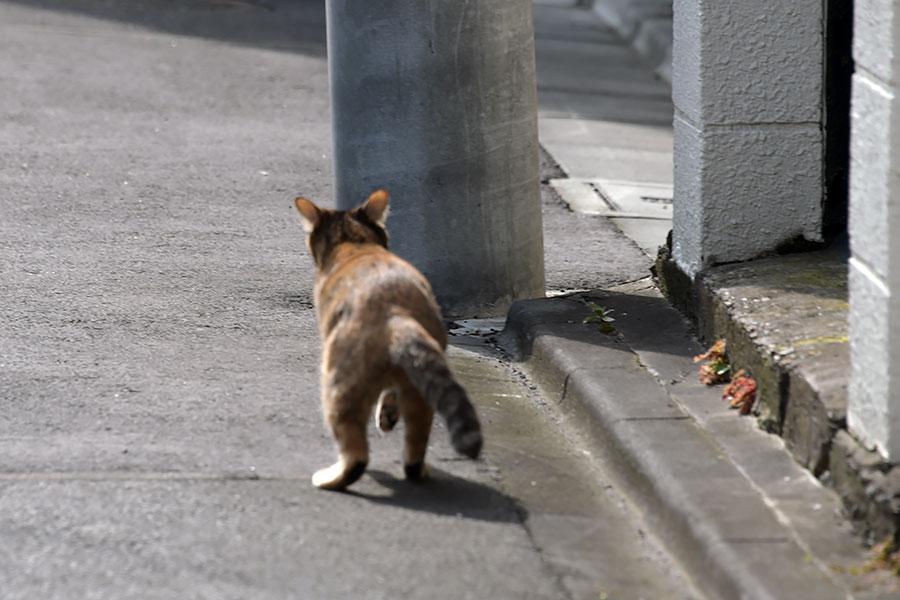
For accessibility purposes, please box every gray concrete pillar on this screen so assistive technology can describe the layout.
[326,0,545,319]
[847,0,900,461]
[671,0,825,277]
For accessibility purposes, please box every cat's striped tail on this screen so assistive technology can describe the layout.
[388,318,482,459]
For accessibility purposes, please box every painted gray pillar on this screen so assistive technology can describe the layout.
[671,0,825,277]
[326,0,545,319]
[847,0,900,461]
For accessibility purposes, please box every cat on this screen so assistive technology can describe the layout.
[294,189,482,490]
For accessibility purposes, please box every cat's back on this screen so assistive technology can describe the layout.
[315,244,445,343]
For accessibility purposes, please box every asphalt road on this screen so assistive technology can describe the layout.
[0,1,695,598]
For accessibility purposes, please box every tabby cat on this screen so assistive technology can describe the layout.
[294,189,482,490]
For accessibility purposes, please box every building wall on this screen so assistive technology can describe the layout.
[671,0,825,277]
[847,0,900,460]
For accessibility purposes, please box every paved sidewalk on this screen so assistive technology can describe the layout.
[519,1,897,597]
[534,0,673,258]
[2,3,667,598]
[0,0,890,597]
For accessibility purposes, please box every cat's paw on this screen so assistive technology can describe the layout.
[403,461,430,482]
[311,460,367,490]
[376,391,399,433]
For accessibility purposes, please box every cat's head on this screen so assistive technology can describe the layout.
[294,189,390,266]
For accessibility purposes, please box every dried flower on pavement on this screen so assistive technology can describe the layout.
[693,339,731,385]
[722,369,757,415]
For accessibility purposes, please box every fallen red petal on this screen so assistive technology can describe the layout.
[723,370,757,415]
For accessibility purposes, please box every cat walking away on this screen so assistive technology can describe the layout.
[294,189,482,491]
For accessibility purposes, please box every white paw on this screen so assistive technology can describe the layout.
[311,462,346,490]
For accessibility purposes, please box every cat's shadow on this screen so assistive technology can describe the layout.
[346,467,524,524]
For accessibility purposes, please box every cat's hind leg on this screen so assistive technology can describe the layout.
[376,389,400,433]
[398,384,434,481]
[312,389,373,491]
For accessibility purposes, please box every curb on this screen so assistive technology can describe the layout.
[655,243,900,546]
[498,281,880,599]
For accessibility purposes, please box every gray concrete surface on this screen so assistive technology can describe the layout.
[656,237,900,549]
[499,281,894,598]
[500,294,834,599]
[534,0,674,264]
[0,1,700,598]
[523,1,899,597]
[585,0,673,83]
[4,1,889,598]
[449,337,699,600]
[327,0,545,319]
[539,148,654,294]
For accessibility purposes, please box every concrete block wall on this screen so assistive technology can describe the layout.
[671,0,825,277]
[847,0,900,461]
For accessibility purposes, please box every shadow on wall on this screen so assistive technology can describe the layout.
[0,0,327,57]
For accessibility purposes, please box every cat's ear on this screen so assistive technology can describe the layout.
[362,189,390,226]
[294,197,321,232]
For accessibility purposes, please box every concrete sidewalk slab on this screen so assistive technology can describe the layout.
[534,0,673,184]
[550,179,673,219]
[534,1,673,259]
[537,118,674,183]
[586,0,674,84]
[549,177,673,255]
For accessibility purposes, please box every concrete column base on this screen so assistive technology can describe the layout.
[326,0,545,318]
